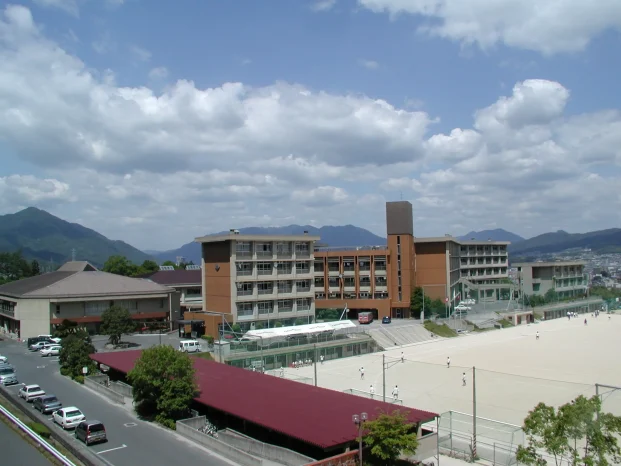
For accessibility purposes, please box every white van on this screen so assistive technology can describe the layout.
[178,340,201,353]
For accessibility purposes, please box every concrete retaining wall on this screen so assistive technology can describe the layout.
[305,451,358,466]
[176,417,263,466]
[111,380,133,397]
[85,376,125,405]
[219,428,314,466]
[411,432,437,461]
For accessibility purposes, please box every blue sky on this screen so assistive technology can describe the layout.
[1,0,620,250]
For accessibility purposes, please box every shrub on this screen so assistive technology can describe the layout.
[27,422,51,439]
[201,335,214,345]
[73,375,85,384]
[60,366,70,376]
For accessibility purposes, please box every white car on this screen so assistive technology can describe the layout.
[49,337,62,344]
[0,355,7,364]
[465,299,476,305]
[18,384,46,402]
[53,407,85,429]
[41,345,61,357]
[455,304,471,311]
[29,341,48,352]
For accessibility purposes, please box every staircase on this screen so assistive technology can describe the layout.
[368,324,437,349]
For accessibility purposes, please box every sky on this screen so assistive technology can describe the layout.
[0,0,620,251]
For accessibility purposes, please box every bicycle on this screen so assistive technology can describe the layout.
[197,421,218,439]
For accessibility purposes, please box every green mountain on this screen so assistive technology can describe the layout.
[458,228,524,243]
[0,207,152,267]
[509,228,621,256]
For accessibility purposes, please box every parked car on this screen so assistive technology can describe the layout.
[52,407,85,430]
[382,316,392,324]
[75,420,107,445]
[0,355,7,364]
[50,337,62,344]
[455,304,471,311]
[29,341,48,352]
[41,345,61,357]
[0,364,18,386]
[18,384,45,402]
[33,395,62,414]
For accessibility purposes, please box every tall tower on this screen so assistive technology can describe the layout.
[385,201,415,315]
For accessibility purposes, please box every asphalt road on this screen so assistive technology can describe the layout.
[0,339,232,466]
[0,415,53,465]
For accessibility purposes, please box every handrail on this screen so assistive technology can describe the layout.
[0,403,76,466]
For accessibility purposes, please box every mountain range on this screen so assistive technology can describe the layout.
[1,207,620,267]
[0,207,152,267]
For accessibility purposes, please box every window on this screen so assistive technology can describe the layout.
[359,292,370,299]
[236,262,253,276]
[295,242,310,257]
[359,258,371,271]
[375,276,387,287]
[277,262,292,275]
[374,259,386,271]
[276,242,292,256]
[296,298,311,311]
[237,302,254,317]
[257,282,274,295]
[315,292,325,299]
[277,280,293,293]
[359,276,371,287]
[296,261,310,274]
[237,282,253,296]
[328,260,340,272]
[84,301,110,316]
[344,276,355,287]
[257,262,272,275]
[186,287,201,297]
[328,277,339,288]
[236,242,252,257]
[116,300,138,310]
[374,292,388,299]
[314,277,324,287]
[278,299,294,312]
[258,301,274,314]
[314,260,324,272]
[296,280,311,292]
[343,258,355,272]
[256,242,273,257]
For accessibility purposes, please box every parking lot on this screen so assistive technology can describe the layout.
[0,337,232,466]
[91,331,185,352]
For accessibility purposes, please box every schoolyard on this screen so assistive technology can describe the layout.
[292,315,621,426]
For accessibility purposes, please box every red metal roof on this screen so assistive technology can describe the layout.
[91,350,437,449]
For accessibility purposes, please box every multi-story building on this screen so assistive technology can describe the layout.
[192,231,320,336]
[458,241,510,285]
[515,260,588,299]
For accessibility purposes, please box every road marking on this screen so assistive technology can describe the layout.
[123,422,137,427]
[97,444,127,454]
[37,365,46,369]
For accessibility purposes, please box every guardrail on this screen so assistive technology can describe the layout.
[0,403,76,466]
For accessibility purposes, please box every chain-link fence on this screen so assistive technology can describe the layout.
[596,383,621,416]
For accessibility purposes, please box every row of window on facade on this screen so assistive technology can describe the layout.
[236,261,312,276]
[316,291,389,300]
[461,268,508,277]
[314,276,387,288]
[235,242,312,256]
[460,246,507,255]
[72,300,164,316]
[314,257,387,273]
[460,258,508,266]
[236,280,312,296]
[236,298,312,316]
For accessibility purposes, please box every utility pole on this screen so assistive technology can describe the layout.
[314,344,318,387]
[421,287,425,322]
[382,354,386,402]
[472,366,477,459]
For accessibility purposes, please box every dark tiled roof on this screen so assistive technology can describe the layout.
[91,351,437,449]
[0,271,77,298]
[139,270,201,286]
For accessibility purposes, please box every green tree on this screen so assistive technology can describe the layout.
[544,288,559,304]
[136,260,159,275]
[100,305,136,346]
[363,410,419,465]
[103,255,138,276]
[517,396,621,466]
[30,260,41,276]
[429,298,446,317]
[410,287,432,319]
[161,260,178,269]
[127,345,197,428]
[0,250,33,283]
[59,333,96,381]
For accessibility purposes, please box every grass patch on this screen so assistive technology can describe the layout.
[498,319,514,328]
[533,312,543,321]
[424,321,457,338]
[192,352,214,361]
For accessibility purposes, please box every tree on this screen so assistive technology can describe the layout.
[100,305,136,346]
[363,410,419,465]
[30,260,41,276]
[517,396,621,466]
[544,288,559,304]
[410,287,432,319]
[137,259,159,275]
[59,333,96,381]
[127,345,197,428]
[0,250,33,283]
[102,255,138,277]
[429,298,446,317]
[161,260,178,269]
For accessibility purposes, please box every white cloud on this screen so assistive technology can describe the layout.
[130,45,152,62]
[148,66,169,80]
[357,0,621,55]
[358,59,379,70]
[311,0,337,12]
[1,5,620,249]
[32,0,79,16]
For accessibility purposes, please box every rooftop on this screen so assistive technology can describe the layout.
[414,236,510,245]
[91,350,437,449]
[513,260,587,268]
[139,269,202,286]
[195,233,321,243]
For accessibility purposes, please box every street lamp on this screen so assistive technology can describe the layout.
[352,412,368,465]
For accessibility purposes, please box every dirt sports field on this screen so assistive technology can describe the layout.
[294,315,621,425]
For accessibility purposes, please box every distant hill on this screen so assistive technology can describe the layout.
[0,207,153,267]
[509,228,621,256]
[153,225,386,264]
[458,229,524,243]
